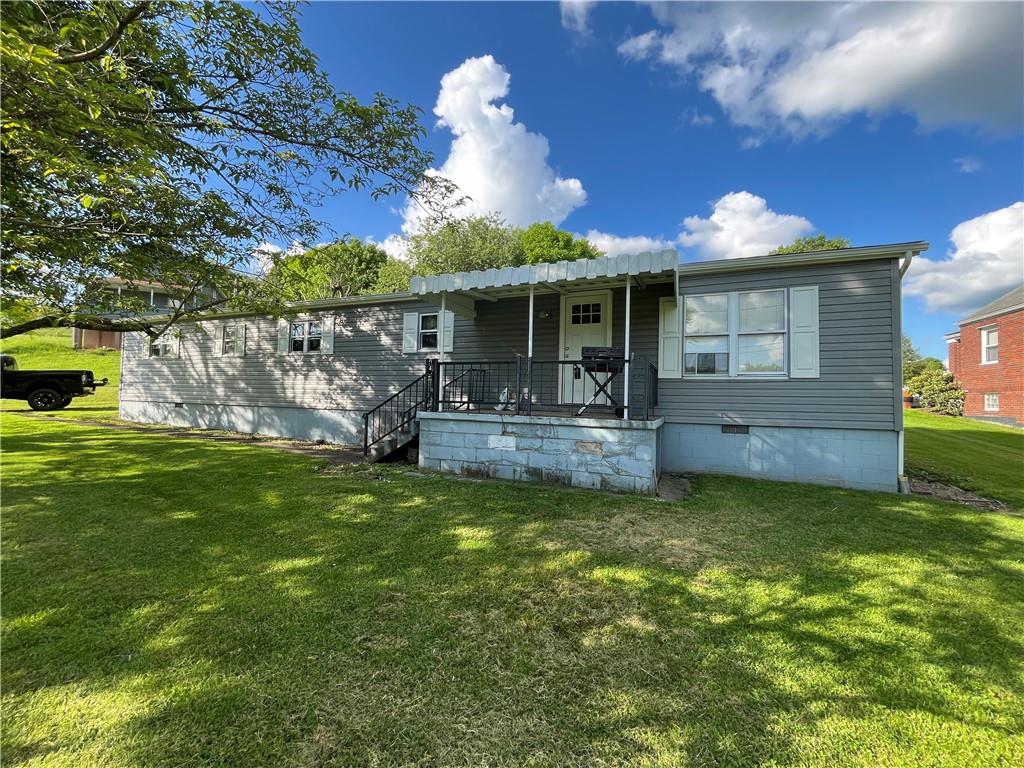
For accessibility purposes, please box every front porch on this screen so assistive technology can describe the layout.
[417,410,664,494]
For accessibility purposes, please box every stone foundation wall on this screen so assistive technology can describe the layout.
[417,412,663,494]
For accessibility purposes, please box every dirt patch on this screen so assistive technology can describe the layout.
[909,478,1010,512]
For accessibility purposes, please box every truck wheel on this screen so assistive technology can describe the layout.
[27,388,63,411]
[60,396,73,409]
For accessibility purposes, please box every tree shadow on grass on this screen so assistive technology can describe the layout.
[3,421,1023,766]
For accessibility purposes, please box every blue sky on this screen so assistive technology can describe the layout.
[284,1,1023,360]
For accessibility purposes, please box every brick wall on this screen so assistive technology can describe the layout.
[950,309,1023,425]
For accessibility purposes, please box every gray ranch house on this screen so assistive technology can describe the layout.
[119,241,927,494]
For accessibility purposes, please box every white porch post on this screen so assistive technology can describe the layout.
[527,286,534,358]
[623,279,631,419]
[439,291,447,363]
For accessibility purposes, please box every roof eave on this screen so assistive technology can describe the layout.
[677,241,929,278]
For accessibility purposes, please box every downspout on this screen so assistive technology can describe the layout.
[899,249,914,278]
[623,278,631,419]
[896,250,914,493]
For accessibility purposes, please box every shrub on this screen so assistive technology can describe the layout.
[907,368,965,416]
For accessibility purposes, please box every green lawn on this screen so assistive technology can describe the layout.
[1,329,121,420]
[2,414,1023,767]
[904,409,1024,509]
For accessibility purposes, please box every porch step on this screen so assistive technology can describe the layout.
[365,424,418,463]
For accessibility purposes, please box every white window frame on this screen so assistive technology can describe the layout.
[289,319,322,354]
[736,288,788,376]
[418,312,439,352]
[148,335,176,358]
[981,326,998,364]
[221,325,241,356]
[984,393,999,412]
[682,289,788,378]
[682,292,730,377]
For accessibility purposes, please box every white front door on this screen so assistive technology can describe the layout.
[560,291,612,404]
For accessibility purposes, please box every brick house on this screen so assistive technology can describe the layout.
[946,285,1023,426]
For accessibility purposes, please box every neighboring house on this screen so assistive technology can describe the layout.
[119,241,927,494]
[73,277,217,350]
[945,285,1023,426]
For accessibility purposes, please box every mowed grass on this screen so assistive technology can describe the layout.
[904,409,1024,509]
[1,328,121,419]
[2,414,1023,767]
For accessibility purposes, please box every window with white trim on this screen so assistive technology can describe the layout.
[148,335,175,358]
[737,289,786,374]
[684,293,729,375]
[984,393,999,412]
[418,313,438,351]
[290,320,321,353]
[684,289,787,377]
[221,325,240,355]
[981,327,998,363]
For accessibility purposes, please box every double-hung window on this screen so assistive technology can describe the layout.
[684,294,729,375]
[149,336,175,357]
[684,289,788,377]
[418,313,438,351]
[981,327,998,364]
[290,320,322,353]
[221,325,240,355]
[984,393,1000,412]
[737,289,786,374]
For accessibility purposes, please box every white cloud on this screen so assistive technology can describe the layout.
[954,157,982,174]
[583,230,676,258]
[377,234,409,261]
[618,2,1023,139]
[682,106,714,127]
[400,55,586,235]
[904,202,1024,315]
[677,192,813,260]
[560,1,595,35]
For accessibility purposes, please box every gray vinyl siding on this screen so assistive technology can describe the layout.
[655,258,899,431]
[121,258,900,432]
[121,299,437,412]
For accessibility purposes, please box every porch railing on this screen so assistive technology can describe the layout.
[433,356,660,420]
[362,367,433,455]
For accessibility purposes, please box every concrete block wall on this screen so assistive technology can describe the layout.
[660,423,899,492]
[418,412,663,494]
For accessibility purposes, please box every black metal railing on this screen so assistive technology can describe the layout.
[362,367,433,455]
[639,358,658,420]
[433,356,660,419]
[363,355,660,455]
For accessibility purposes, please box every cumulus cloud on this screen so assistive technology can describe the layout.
[954,157,982,174]
[904,202,1024,315]
[677,192,813,260]
[560,1,595,35]
[618,2,1023,139]
[583,230,676,258]
[400,55,587,235]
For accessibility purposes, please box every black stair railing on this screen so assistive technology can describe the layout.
[362,363,434,455]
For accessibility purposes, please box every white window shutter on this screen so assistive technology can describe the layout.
[321,315,334,354]
[240,324,247,356]
[658,297,682,379]
[442,310,455,353]
[175,334,182,358]
[402,312,419,353]
[789,286,820,378]
[277,319,289,354]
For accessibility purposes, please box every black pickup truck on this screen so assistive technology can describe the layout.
[1,355,108,411]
